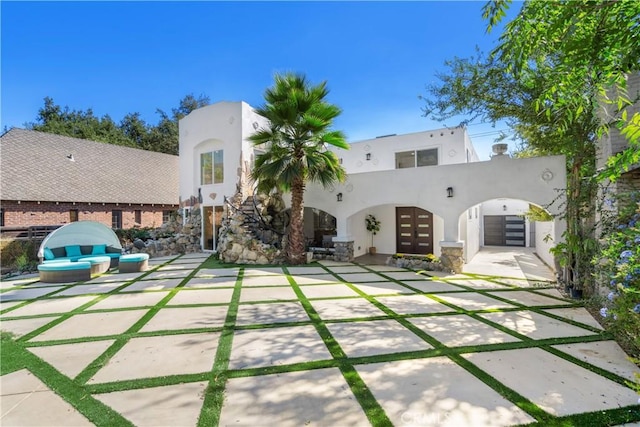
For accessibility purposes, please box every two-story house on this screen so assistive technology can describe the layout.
[179,101,566,271]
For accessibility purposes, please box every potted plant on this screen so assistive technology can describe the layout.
[365,214,381,255]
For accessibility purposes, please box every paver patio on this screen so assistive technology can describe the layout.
[1,252,639,426]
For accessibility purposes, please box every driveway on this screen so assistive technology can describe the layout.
[1,253,639,426]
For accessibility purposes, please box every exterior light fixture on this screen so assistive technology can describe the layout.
[366,153,371,161]
[446,187,454,198]
[198,188,203,204]
[337,193,343,202]
[503,205,507,211]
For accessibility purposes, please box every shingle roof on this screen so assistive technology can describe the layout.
[1,128,179,205]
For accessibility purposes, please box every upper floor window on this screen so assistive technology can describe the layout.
[134,209,142,224]
[395,148,438,169]
[69,209,79,222]
[201,150,224,185]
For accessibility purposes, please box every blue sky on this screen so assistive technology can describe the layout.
[1,1,520,159]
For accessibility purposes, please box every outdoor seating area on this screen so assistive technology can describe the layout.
[38,221,124,268]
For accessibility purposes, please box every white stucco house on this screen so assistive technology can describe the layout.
[179,101,566,271]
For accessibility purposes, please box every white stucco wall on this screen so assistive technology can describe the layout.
[304,154,567,252]
[331,126,475,176]
[178,101,269,206]
[535,220,556,271]
[463,205,481,261]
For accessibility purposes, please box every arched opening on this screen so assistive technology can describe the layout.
[303,207,337,250]
[460,198,556,270]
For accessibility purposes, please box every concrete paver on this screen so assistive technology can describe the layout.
[241,275,291,287]
[2,296,95,317]
[486,290,570,306]
[87,291,169,310]
[310,298,387,320]
[235,302,309,326]
[0,316,59,338]
[464,348,639,416]
[326,319,433,357]
[300,283,360,298]
[139,306,228,332]
[89,332,220,383]
[399,280,463,293]
[166,288,234,305]
[352,281,416,295]
[1,370,92,426]
[122,278,183,291]
[0,286,65,302]
[552,341,640,382]
[436,292,518,311]
[228,325,332,369]
[94,382,207,427]
[375,294,454,315]
[479,310,599,339]
[290,274,340,285]
[219,368,369,426]
[28,340,115,379]
[238,286,297,302]
[357,357,535,426]
[31,310,148,341]
[2,248,639,426]
[409,314,522,347]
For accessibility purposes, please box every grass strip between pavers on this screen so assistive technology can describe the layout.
[4,259,640,426]
[1,335,134,426]
[196,267,244,427]
[284,266,394,427]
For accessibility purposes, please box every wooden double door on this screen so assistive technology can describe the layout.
[396,207,434,254]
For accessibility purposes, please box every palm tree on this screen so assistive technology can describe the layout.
[250,73,349,264]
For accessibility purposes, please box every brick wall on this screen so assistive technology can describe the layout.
[1,201,177,229]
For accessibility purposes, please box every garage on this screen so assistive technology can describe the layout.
[483,215,526,246]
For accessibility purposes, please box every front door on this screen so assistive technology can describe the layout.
[396,207,434,254]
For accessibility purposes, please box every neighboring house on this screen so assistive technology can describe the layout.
[598,73,640,206]
[179,101,566,270]
[1,128,179,230]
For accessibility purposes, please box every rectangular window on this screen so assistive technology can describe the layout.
[135,210,142,224]
[163,210,172,224]
[200,152,212,185]
[416,148,438,167]
[213,150,224,183]
[69,209,79,222]
[395,148,439,169]
[0,208,4,227]
[395,151,415,169]
[112,210,122,229]
[201,150,224,184]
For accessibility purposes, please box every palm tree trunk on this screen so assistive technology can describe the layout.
[288,177,306,264]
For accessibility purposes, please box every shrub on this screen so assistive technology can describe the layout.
[594,191,640,357]
[1,240,38,273]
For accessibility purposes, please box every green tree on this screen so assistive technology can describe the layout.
[250,73,349,264]
[27,94,210,155]
[423,0,640,293]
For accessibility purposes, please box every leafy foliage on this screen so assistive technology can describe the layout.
[250,73,348,264]
[423,0,640,293]
[365,214,381,248]
[595,192,640,357]
[26,94,210,155]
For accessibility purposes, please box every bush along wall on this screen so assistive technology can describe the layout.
[594,191,640,358]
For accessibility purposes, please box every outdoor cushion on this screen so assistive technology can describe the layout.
[92,244,107,255]
[119,253,150,263]
[65,245,82,257]
[38,261,91,271]
[43,247,55,260]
